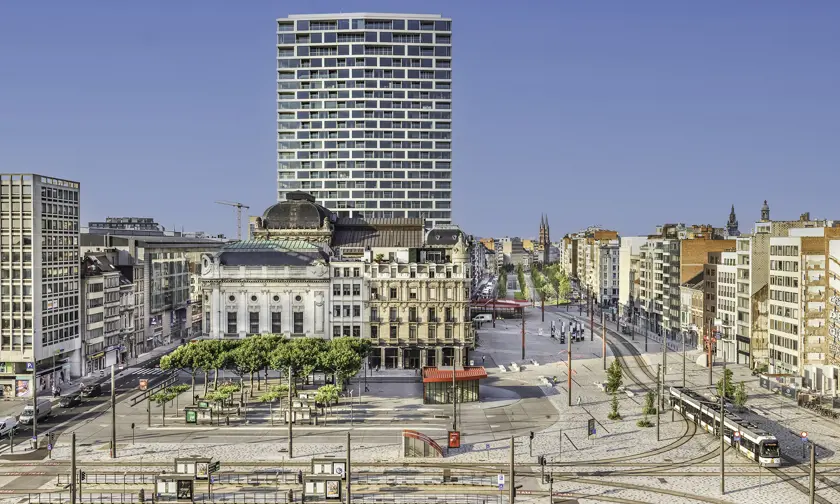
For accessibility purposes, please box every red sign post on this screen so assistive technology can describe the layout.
[448,430,460,448]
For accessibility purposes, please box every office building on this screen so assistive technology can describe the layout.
[1,174,81,397]
[86,217,165,236]
[276,13,453,228]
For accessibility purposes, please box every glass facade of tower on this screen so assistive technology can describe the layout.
[276,13,452,227]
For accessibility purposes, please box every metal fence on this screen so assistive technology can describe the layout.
[54,471,493,487]
[8,492,142,504]
[56,471,299,486]
[352,494,506,504]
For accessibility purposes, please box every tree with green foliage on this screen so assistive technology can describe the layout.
[160,346,198,403]
[314,384,341,424]
[320,337,363,388]
[605,359,623,394]
[233,336,272,397]
[258,384,288,426]
[642,390,657,415]
[497,270,507,298]
[716,368,735,399]
[608,392,621,420]
[636,414,653,428]
[271,337,326,386]
[150,388,179,427]
[733,381,748,409]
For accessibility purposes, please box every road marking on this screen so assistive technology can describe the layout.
[490,425,500,428]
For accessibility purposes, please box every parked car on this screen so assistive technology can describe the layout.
[473,314,492,323]
[80,383,102,398]
[0,417,17,436]
[19,400,52,425]
[59,394,82,408]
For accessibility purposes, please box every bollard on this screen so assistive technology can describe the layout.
[225,416,230,426]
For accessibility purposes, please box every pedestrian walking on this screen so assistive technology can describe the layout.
[577,396,582,407]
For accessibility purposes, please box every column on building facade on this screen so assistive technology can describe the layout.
[420,348,428,368]
[262,289,271,334]
[285,289,293,334]
[211,284,221,337]
[315,290,325,334]
[238,289,248,335]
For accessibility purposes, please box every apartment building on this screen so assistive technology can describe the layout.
[618,236,649,323]
[85,217,165,236]
[276,13,453,228]
[81,234,225,356]
[716,251,738,362]
[680,272,704,347]
[500,237,529,269]
[596,239,620,307]
[640,224,734,340]
[767,227,840,390]
[81,253,132,374]
[735,202,836,371]
[1,174,80,397]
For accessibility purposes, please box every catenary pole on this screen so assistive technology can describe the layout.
[111,364,117,458]
[509,435,515,503]
[720,355,726,495]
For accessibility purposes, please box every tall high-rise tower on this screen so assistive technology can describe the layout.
[276,13,453,228]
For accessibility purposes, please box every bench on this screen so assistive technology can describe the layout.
[510,363,521,372]
[531,359,540,367]
[498,365,507,373]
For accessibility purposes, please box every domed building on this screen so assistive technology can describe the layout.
[201,194,476,370]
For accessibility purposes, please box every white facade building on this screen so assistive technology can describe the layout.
[618,236,649,322]
[716,250,738,362]
[201,240,331,338]
[597,239,620,307]
[276,13,453,228]
[1,174,81,397]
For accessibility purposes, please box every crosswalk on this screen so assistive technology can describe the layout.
[119,367,171,378]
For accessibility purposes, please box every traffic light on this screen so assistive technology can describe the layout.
[79,471,86,481]
[529,431,534,440]
[297,470,303,484]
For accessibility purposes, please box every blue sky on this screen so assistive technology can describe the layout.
[1,1,838,239]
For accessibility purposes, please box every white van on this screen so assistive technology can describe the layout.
[0,417,17,436]
[473,314,492,323]
[19,400,52,425]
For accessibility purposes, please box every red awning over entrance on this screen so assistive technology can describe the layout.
[422,366,488,383]
[470,299,530,309]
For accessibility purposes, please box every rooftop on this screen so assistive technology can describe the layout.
[283,13,445,20]
[222,239,319,251]
[332,218,424,249]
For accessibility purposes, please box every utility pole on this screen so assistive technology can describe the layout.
[32,359,37,443]
[567,330,572,407]
[521,315,525,361]
[661,333,666,410]
[602,311,607,370]
[590,296,594,341]
[720,356,726,495]
[346,432,351,504]
[682,331,687,388]
[708,320,714,386]
[656,364,661,442]
[288,366,293,457]
[492,297,496,328]
[509,435,515,504]
[111,364,117,458]
[809,441,816,504]
[70,433,76,504]
[452,364,457,431]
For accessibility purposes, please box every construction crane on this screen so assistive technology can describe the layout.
[215,201,250,240]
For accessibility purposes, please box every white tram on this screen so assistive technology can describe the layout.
[669,386,781,467]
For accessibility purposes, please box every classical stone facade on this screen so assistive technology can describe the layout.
[200,240,330,338]
[199,192,475,368]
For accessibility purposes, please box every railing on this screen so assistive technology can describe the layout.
[57,471,300,486]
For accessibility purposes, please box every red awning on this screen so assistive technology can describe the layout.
[422,366,488,383]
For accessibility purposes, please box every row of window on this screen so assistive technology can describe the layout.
[227,311,302,334]
[333,305,362,317]
[333,284,362,296]
[291,90,451,100]
[288,168,450,178]
[287,69,451,81]
[770,304,799,319]
[770,275,799,288]
[281,140,450,150]
[771,245,800,257]
[281,19,451,32]
[770,289,799,303]
[770,260,799,272]
[292,181,449,190]
[369,324,453,340]
[770,318,799,335]
[371,306,458,323]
